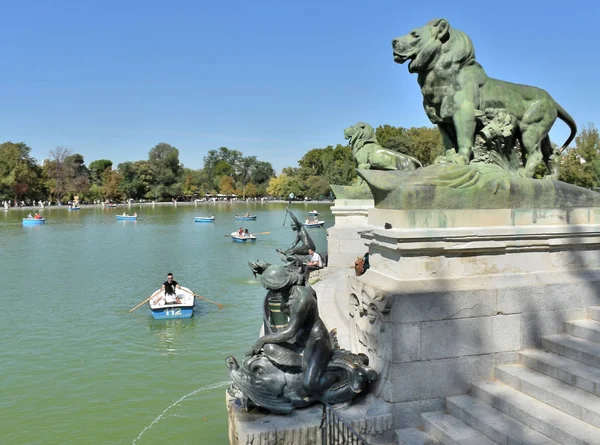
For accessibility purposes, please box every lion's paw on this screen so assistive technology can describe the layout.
[517,168,534,178]
[447,152,469,165]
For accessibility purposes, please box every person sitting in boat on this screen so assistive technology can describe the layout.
[244,212,250,217]
[210,214,215,218]
[238,227,244,236]
[27,213,33,218]
[133,212,137,217]
[123,212,127,216]
[34,213,42,219]
[159,273,181,304]
[244,228,250,236]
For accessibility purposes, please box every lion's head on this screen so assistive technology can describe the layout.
[392,18,476,74]
[344,122,377,153]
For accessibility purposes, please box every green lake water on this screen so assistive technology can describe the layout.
[0,202,332,445]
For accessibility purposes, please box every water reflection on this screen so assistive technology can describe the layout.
[148,317,197,355]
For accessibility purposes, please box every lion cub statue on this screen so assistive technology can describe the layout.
[392,18,576,179]
[344,122,422,171]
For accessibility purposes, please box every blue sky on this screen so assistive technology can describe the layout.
[1,0,598,173]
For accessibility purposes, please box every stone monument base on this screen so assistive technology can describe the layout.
[340,207,600,431]
[227,392,394,444]
[327,198,373,268]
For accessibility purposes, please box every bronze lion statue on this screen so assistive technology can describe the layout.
[344,122,422,171]
[392,18,577,178]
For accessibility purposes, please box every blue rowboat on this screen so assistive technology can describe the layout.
[107,203,118,208]
[148,286,195,320]
[303,220,325,228]
[231,231,257,243]
[68,206,80,211]
[116,215,137,221]
[22,217,45,226]
[194,216,215,223]
[235,215,257,221]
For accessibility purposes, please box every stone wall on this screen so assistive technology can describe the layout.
[327,198,373,268]
[335,207,600,429]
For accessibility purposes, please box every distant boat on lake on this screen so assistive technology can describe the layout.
[116,214,137,221]
[231,231,257,243]
[194,216,215,223]
[235,214,257,221]
[303,220,325,228]
[23,217,45,226]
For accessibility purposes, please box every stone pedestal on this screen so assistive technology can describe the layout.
[227,392,394,445]
[327,198,374,268]
[344,207,600,429]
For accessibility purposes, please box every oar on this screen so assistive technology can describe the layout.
[193,293,225,310]
[129,289,162,313]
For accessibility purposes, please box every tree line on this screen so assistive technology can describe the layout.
[1,124,599,203]
[0,143,280,204]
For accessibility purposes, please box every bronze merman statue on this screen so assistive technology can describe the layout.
[276,209,316,266]
[226,262,377,414]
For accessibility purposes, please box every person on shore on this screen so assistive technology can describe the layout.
[157,273,181,304]
[304,248,323,278]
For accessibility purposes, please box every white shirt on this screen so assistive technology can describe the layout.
[309,252,322,267]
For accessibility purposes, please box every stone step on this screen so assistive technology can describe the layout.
[565,320,600,344]
[542,334,600,369]
[519,349,600,396]
[472,379,600,445]
[589,306,600,322]
[496,364,600,428]
[446,395,559,445]
[396,427,440,445]
[421,411,496,445]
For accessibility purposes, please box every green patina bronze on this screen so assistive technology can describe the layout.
[347,17,600,210]
[358,164,600,210]
[392,18,577,179]
[330,122,422,199]
[330,183,373,200]
[345,122,422,171]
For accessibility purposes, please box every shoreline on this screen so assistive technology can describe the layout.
[3,199,334,211]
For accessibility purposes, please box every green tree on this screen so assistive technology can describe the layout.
[376,124,413,154]
[245,183,258,198]
[298,148,326,176]
[560,124,600,189]
[89,159,113,186]
[405,127,444,165]
[219,175,236,195]
[65,153,90,198]
[42,146,73,203]
[148,143,181,200]
[305,175,330,199]
[0,142,41,202]
[102,169,122,201]
[250,161,276,185]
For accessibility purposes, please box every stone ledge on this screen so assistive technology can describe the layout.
[357,268,600,294]
[227,393,394,445]
[369,207,600,229]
